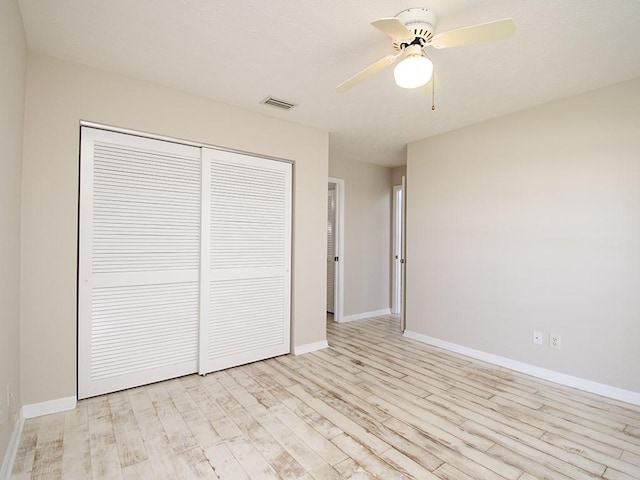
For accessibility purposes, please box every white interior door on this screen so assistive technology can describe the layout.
[78,127,201,399]
[327,184,336,313]
[400,175,407,332]
[199,148,292,375]
[327,177,344,322]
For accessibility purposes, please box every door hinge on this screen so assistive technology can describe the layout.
[334,256,339,262]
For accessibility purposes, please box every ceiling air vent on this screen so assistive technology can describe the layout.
[260,96,297,111]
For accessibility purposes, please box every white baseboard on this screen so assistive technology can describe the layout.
[340,308,391,324]
[0,414,25,480]
[20,396,77,420]
[404,330,640,407]
[294,340,329,355]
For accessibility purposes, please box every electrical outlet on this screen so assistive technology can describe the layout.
[532,330,543,345]
[550,333,561,350]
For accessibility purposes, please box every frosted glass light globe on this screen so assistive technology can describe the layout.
[393,54,433,89]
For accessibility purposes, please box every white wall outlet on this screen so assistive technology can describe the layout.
[550,333,561,350]
[532,330,543,345]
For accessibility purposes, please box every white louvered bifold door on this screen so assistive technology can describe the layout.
[78,127,201,399]
[199,148,292,375]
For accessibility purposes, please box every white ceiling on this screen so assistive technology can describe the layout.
[17,0,640,167]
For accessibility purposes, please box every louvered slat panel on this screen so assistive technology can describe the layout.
[208,277,284,359]
[199,148,291,374]
[90,282,199,380]
[79,127,201,399]
[210,160,287,270]
[93,141,201,274]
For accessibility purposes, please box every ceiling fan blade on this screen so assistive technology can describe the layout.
[371,17,413,40]
[430,18,516,49]
[336,54,399,93]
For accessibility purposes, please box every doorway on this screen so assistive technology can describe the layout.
[327,178,344,322]
[392,181,406,328]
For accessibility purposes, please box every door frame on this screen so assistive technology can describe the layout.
[328,177,345,322]
[392,184,403,315]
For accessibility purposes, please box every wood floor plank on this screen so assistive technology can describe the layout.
[208,372,313,480]
[535,388,639,430]
[621,451,640,467]
[331,433,409,479]
[176,446,218,478]
[488,443,575,480]
[311,387,445,472]
[121,460,155,480]
[491,394,640,457]
[286,383,391,455]
[87,397,123,480]
[267,401,348,466]
[603,466,640,480]
[146,382,199,455]
[61,406,92,478]
[428,389,546,438]
[221,370,331,477]
[541,432,640,478]
[144,436,190,480]
[333,457,376,479]
[377,446,441,479]
[432,462,477,480]
[358,374,465,425]
[224,437,280,480]
[249,362,345,440]
[11,314,640,480]
[11,417,40,477]
[363,387,495,452]
[462,419,606,478]
[202,442,249,480]
[382,415,519,480]
[108,391,148,468]
[306,463,344,480]
[29,413,65,480]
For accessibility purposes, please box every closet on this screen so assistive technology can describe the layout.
[78,127,291,399]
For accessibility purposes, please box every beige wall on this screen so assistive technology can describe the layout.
[391,165,406,186]
[0,0,26,460]
[407,78,640,392]
[329,158,392,317]
[21,53,328,405]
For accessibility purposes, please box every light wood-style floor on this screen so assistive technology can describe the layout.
[12,314,640,479]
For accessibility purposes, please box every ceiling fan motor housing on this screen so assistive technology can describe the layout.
[393,8,437,50]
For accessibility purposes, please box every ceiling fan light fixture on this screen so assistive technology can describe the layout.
[393,51,433,89]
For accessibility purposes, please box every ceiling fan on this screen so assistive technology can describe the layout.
[336,8,516,93]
